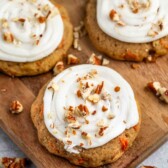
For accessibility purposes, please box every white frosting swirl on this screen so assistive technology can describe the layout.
[97,0,168,43]
[43,65,139,154]
[0,0,63,62]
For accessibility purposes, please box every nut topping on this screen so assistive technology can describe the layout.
[81,132,92,145]
[53,61,64,75]
[108,113,115,120]
[68,121,81,129]
[38,16,46,23]
[88,53,102,65]
[0,157,26,168]
[147,82,168,104]
[95,81,104,94]
[87,94,100,104]
[102,58,110,66]
[67,54,80,65]
[109,9,125,26]
[102,106,108,112]
[3,32,14,43]
[9,100,23,114]
[109,10,120,22]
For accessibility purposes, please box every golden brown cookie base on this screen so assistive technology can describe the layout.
[0,1,73,77]
[85,0,168,62]
[31,82,141,167]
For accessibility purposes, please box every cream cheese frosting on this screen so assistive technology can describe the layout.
[97,0,168,43]
[43,65,139,154]
[0,0,63,62]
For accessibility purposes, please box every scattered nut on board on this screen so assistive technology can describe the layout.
[53,61,64,75]
[131,63,140,69]
[73,21,87,51]
[67,54,80,65]
[147,82,168,104]
[9,100,23,114]
[0,157,26,168]
[88,53,110,66]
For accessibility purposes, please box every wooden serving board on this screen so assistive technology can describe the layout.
[0,0,168,167]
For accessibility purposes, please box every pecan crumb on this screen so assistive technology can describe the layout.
[131,63,140,69]
[109,9,125,26]
[67,54,80,65]
[9,100,23,114]
[102,106,108,112]
[98,127,108,137]
[109,9,120,22]
[88,53,102,65]
[38,16,46,23]
[92,110,97,115]
[73,20,86,51]
[87,94,100,104]
[53,61,64,75]
[1,157,26,168]
[95,81,104,94]
[108,113,115,120]
[76,90,82,98]
[81,132,88,139]
[3,32,14,43]
[18,18,25,22]
[147,82,168,104]
[102,58,110,66]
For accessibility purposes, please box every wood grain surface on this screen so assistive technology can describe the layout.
[0,0,168,168]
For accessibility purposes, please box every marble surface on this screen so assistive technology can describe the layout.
[0,128,167,168]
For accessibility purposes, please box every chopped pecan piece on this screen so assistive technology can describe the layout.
[147,82,168,104]
[53,61,64,75]
[3,32,14,43]
[67,54,80,64]
[38,16,46,23]
[98,127,108,136]
[131,63,140,69]
[0,157,26,168]
[88,53,102,65]
[109,9,120,21]
[87,94,100,104]
[9,100,23,114]
[95,81,104,94]
[102,58,110,66]
[102,106,108,112]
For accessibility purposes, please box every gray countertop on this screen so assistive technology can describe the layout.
[0,128,167,168]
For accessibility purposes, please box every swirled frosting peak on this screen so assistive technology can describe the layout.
[0,0,63,62]
[43,65,139,154]
[97,0,168,43]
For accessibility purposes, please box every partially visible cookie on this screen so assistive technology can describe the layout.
[85,0,168,62]
[0,0,73,76]
[31,65,141,167]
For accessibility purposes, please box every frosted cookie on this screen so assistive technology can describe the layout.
[0,0,73,76]
[31,65,140,167]
[85,0,168,62]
